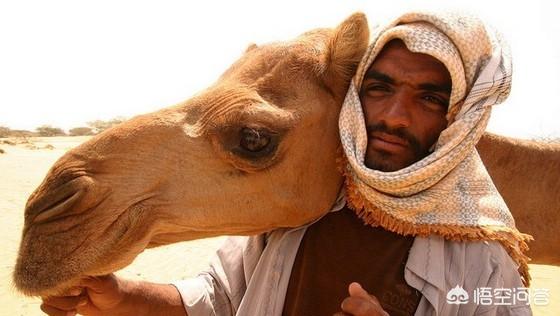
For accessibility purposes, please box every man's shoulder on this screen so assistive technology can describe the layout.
[441,237,513,266]
[411,235,519,276]
[416,236,525,288]
[439,237,525,288]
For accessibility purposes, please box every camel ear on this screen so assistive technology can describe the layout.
[245,43,258,53]
[323,12,369,97]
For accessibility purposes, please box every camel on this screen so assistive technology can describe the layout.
[477,133,560,265]
[13,13,560,298]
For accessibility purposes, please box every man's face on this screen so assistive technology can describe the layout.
[359,40,451,171]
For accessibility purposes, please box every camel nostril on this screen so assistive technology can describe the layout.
[26,176,94,224]
[32,189,85,223]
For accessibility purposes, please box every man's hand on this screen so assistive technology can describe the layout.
[40,274,131,316]
[334,282,389,316]
[40,274,186,316]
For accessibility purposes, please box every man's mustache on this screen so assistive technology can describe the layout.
[366,123,423,156]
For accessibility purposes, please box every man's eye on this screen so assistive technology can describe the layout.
[362,83,391,97]
[422,95,448,110]
[423,95,442,103]
[367,84,390,92]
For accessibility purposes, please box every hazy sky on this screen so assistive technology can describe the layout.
[1,0,558,139]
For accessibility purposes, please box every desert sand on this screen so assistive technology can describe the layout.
[1,136,557,315]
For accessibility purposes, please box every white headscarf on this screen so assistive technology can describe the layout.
[339,11,531,285]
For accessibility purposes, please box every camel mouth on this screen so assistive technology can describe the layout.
[14,195,154,296]
[15,176,117,296]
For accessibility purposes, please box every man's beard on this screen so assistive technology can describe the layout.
[365,123,426,172]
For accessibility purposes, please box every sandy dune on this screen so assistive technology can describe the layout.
[1,137,557,315]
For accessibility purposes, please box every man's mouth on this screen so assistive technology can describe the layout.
[369,132,408,152]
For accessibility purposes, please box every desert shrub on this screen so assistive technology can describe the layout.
[10,130,36,137]
[25,143,39,150]
[87,117,127,134]
[0,126,36,138]
[69,127,94,136]
[1,140,16,145]
[0,126,10,138]
[0,148,5,154]
[36,125,66,137]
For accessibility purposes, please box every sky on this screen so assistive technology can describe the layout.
[0,0,558,139]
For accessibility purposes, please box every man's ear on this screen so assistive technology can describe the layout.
[322,12,369,98]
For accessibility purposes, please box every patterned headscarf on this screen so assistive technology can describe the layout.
[339,11,532,284]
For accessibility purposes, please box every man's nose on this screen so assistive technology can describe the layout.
[379,93,412,128]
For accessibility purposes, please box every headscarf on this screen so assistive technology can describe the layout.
[338,11,532,285]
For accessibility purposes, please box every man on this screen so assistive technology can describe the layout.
[41,11,531,316]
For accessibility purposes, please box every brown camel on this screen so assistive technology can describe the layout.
[13,13,560,298]
[477,133,560,265]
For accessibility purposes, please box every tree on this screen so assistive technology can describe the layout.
[0,126,10,138]
[36,125,66,137]
[11,130,36,137]
[87,116,127,134]
[69,127,94,136]
[0,127,36,138]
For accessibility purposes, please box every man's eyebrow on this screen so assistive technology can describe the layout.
[363,70,394,84]
[418,83,452,95]
[364,69,451,94]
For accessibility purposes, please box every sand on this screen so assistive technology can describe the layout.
[0,136,557,315]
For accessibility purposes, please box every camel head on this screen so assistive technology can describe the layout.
[14,14,369,296]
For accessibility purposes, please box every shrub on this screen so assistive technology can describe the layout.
[10,130,36,137]
[69,127,94,136]
[0,126,10,138]
[87,117,127,134]
[36,125,66,137]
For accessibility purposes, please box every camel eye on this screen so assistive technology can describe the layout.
[240,128,271,152]
[231,127,279,160]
